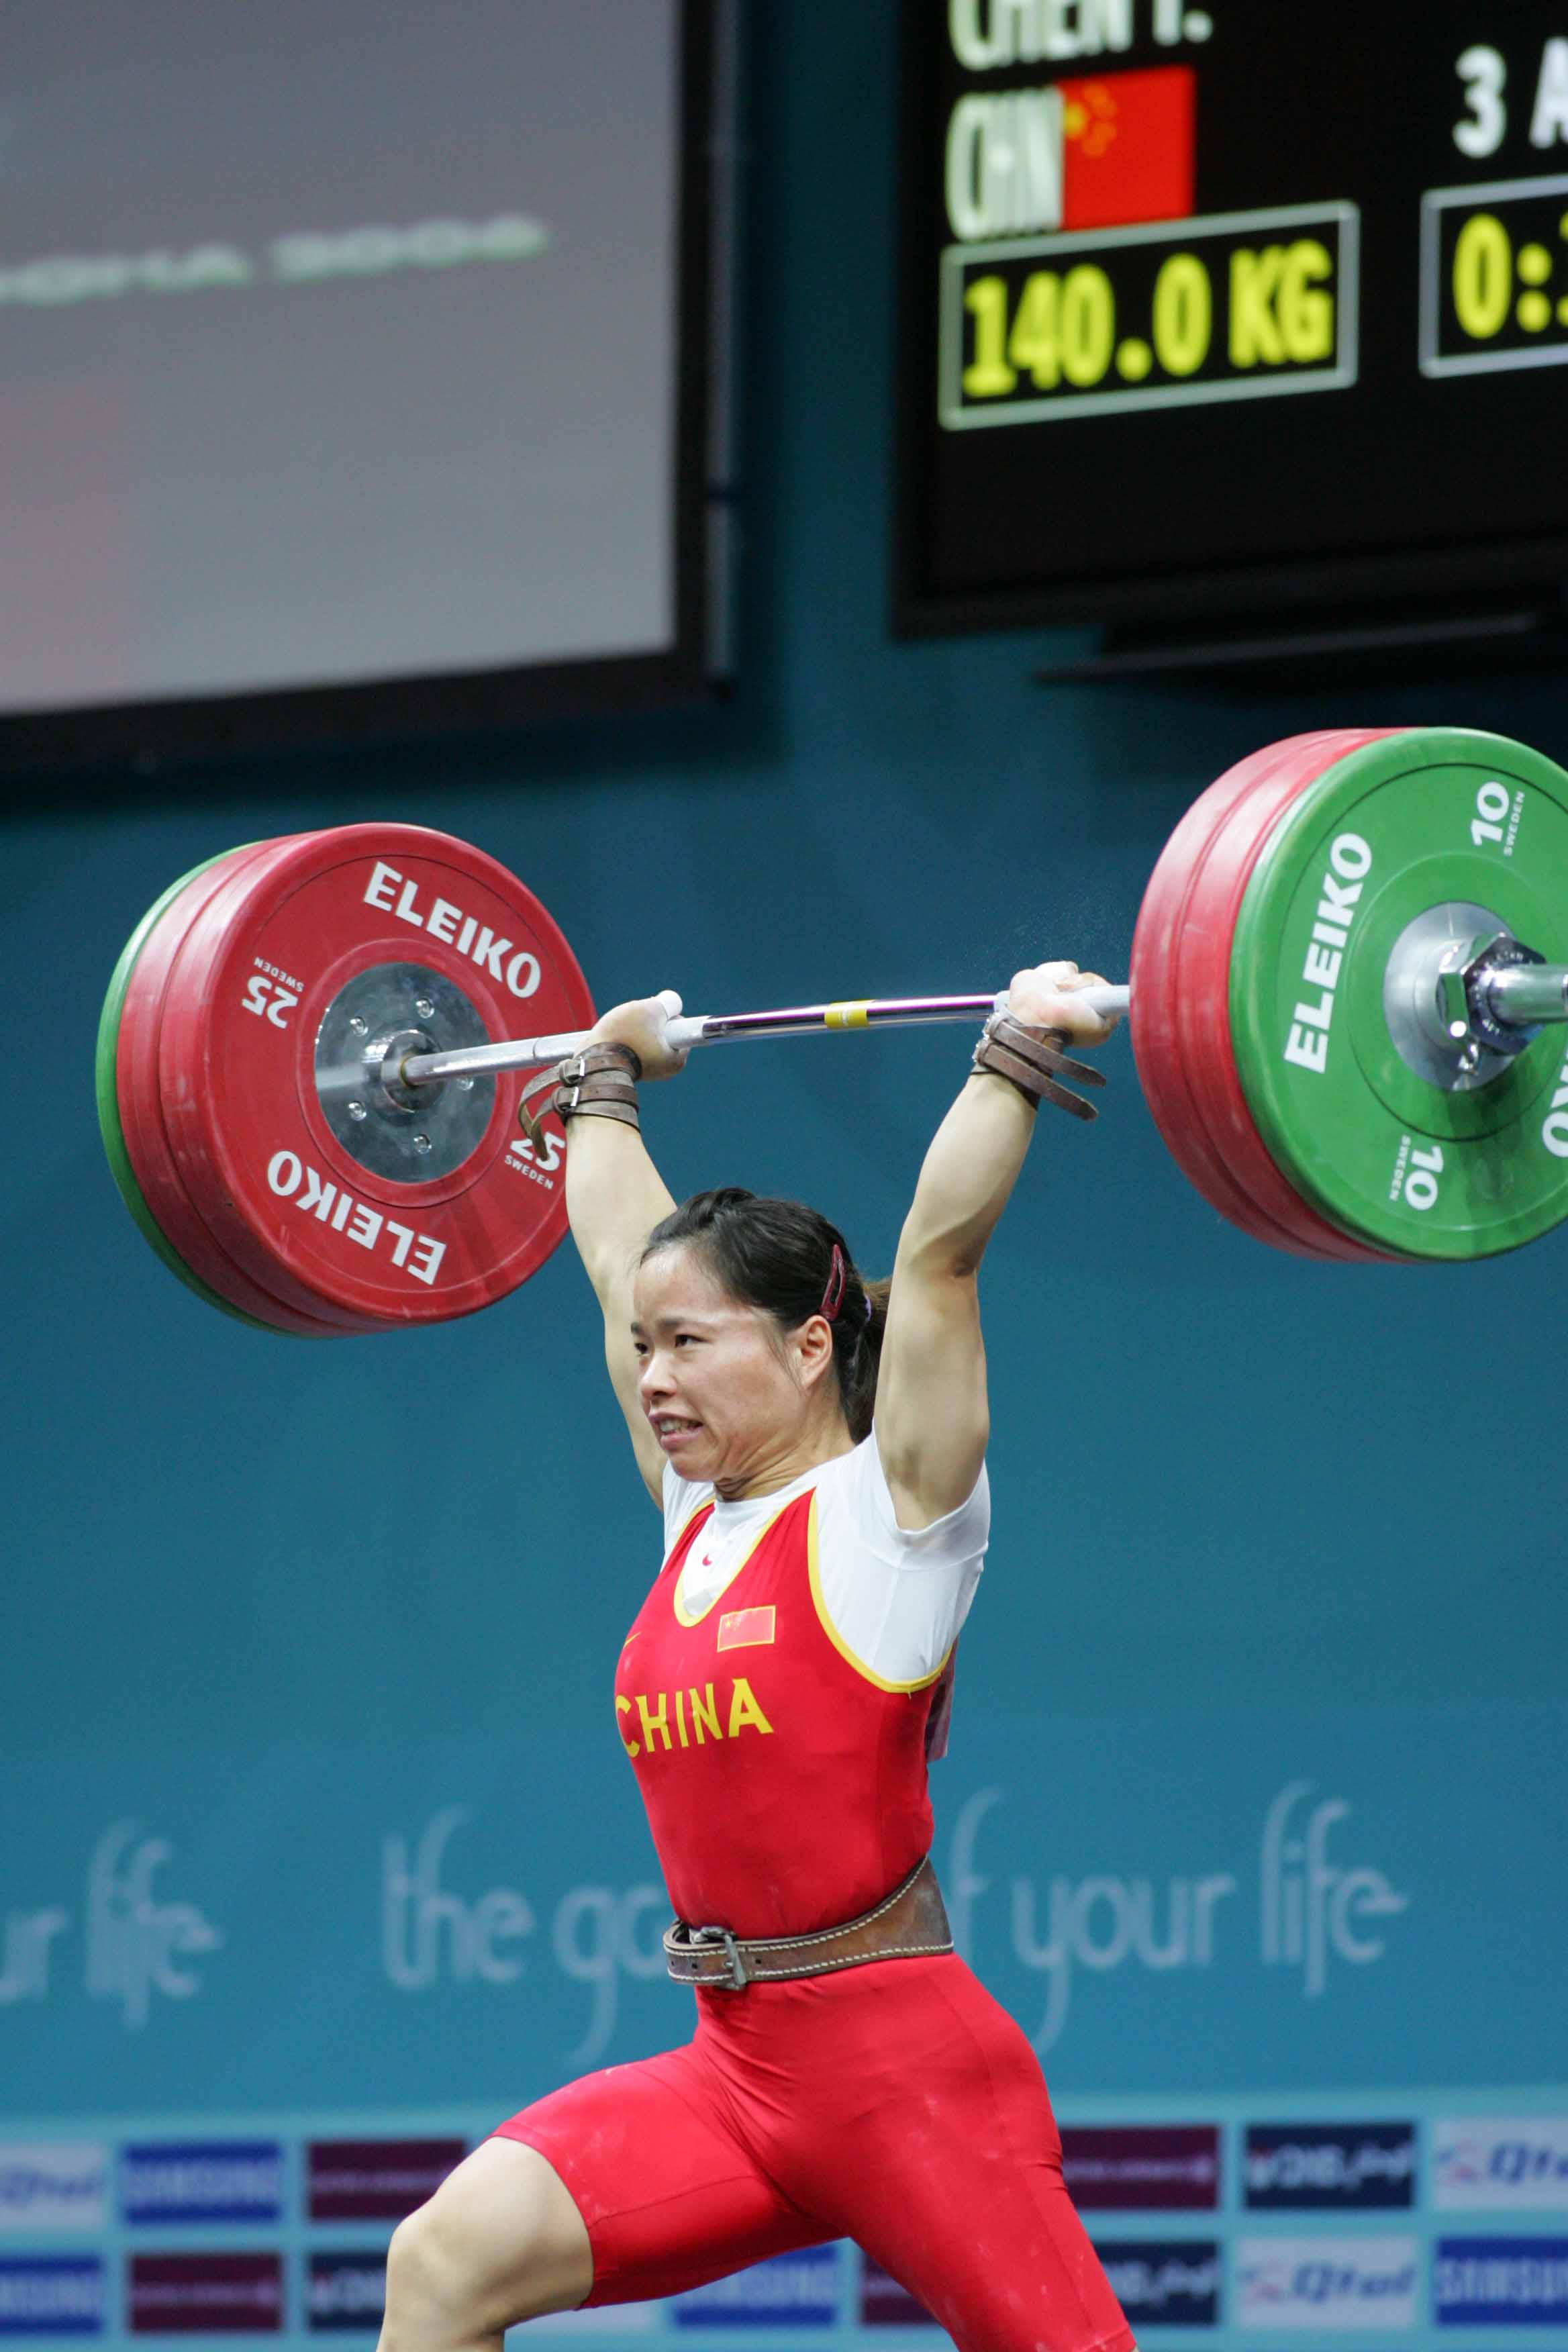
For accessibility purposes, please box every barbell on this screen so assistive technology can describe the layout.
[96,726,1568,1335]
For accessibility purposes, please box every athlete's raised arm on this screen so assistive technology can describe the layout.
[561,995,687,1506]
[874,960,1118,1531]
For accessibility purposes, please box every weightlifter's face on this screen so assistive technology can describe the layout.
[632,1243,831,1492]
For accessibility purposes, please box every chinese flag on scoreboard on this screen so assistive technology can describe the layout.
[1059,66,1196,230]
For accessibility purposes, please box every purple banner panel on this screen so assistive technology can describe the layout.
[1061,2126,1221,2211]
[305,2140,466,2223]
[129,2255,282,2335]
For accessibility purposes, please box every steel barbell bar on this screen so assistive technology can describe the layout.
[396,951,1567,1093]
[397,985,1131,1088]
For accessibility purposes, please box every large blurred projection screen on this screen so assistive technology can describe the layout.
[0,4,687,716]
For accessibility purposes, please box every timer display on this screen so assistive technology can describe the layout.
[1422,173,1568,374]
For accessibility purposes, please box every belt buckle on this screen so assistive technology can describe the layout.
[691,1922,749,1990]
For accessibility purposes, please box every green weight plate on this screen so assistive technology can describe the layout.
[96,850,286,1331]
[1229,728,1568,1259]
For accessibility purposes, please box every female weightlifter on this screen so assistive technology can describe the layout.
[379,965,1133,2352]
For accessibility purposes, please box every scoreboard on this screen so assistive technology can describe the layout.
[895,3,1568,640]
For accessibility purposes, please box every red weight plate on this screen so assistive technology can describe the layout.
[1133,732,1412,1261]
[148,830,489,1328]
[159,826,594,1324]
[1177,730,1416,1264]
[1160,732,1388,1262]
[116,839,370,1336]
[1132,736,1352,1258]
[136,837,378,1336]
[1146,731,1395,1261]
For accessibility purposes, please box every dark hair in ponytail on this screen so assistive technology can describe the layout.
[641,1189,888,1442]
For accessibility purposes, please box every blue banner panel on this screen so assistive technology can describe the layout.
[1435,2239,1568,2327]
[0,2261,105,2339]
[121,2145,283,2227]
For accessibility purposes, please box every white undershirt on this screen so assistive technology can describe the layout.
[660,1428,989,1685]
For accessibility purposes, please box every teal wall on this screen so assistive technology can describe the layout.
[4,7,1567,2347]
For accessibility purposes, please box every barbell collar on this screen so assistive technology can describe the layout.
[397,983,1132,1088]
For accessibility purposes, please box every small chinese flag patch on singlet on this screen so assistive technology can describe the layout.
[717,1605,777,1651]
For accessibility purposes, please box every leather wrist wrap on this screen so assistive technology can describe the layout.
[971,1011,1106,1122]
[517,1039,642,1153]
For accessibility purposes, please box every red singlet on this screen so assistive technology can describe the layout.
[495,1453,1135,2352]
[615,1483,938,1934]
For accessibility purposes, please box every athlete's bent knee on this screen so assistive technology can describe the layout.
[379,2143,591,2350]
[382,2208,481,2350]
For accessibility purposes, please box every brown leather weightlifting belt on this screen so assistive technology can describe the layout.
[663,1855,952,1990]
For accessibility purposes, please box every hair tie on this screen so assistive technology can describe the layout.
[863,1292,873,1324]
[819,1243,846,1322]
